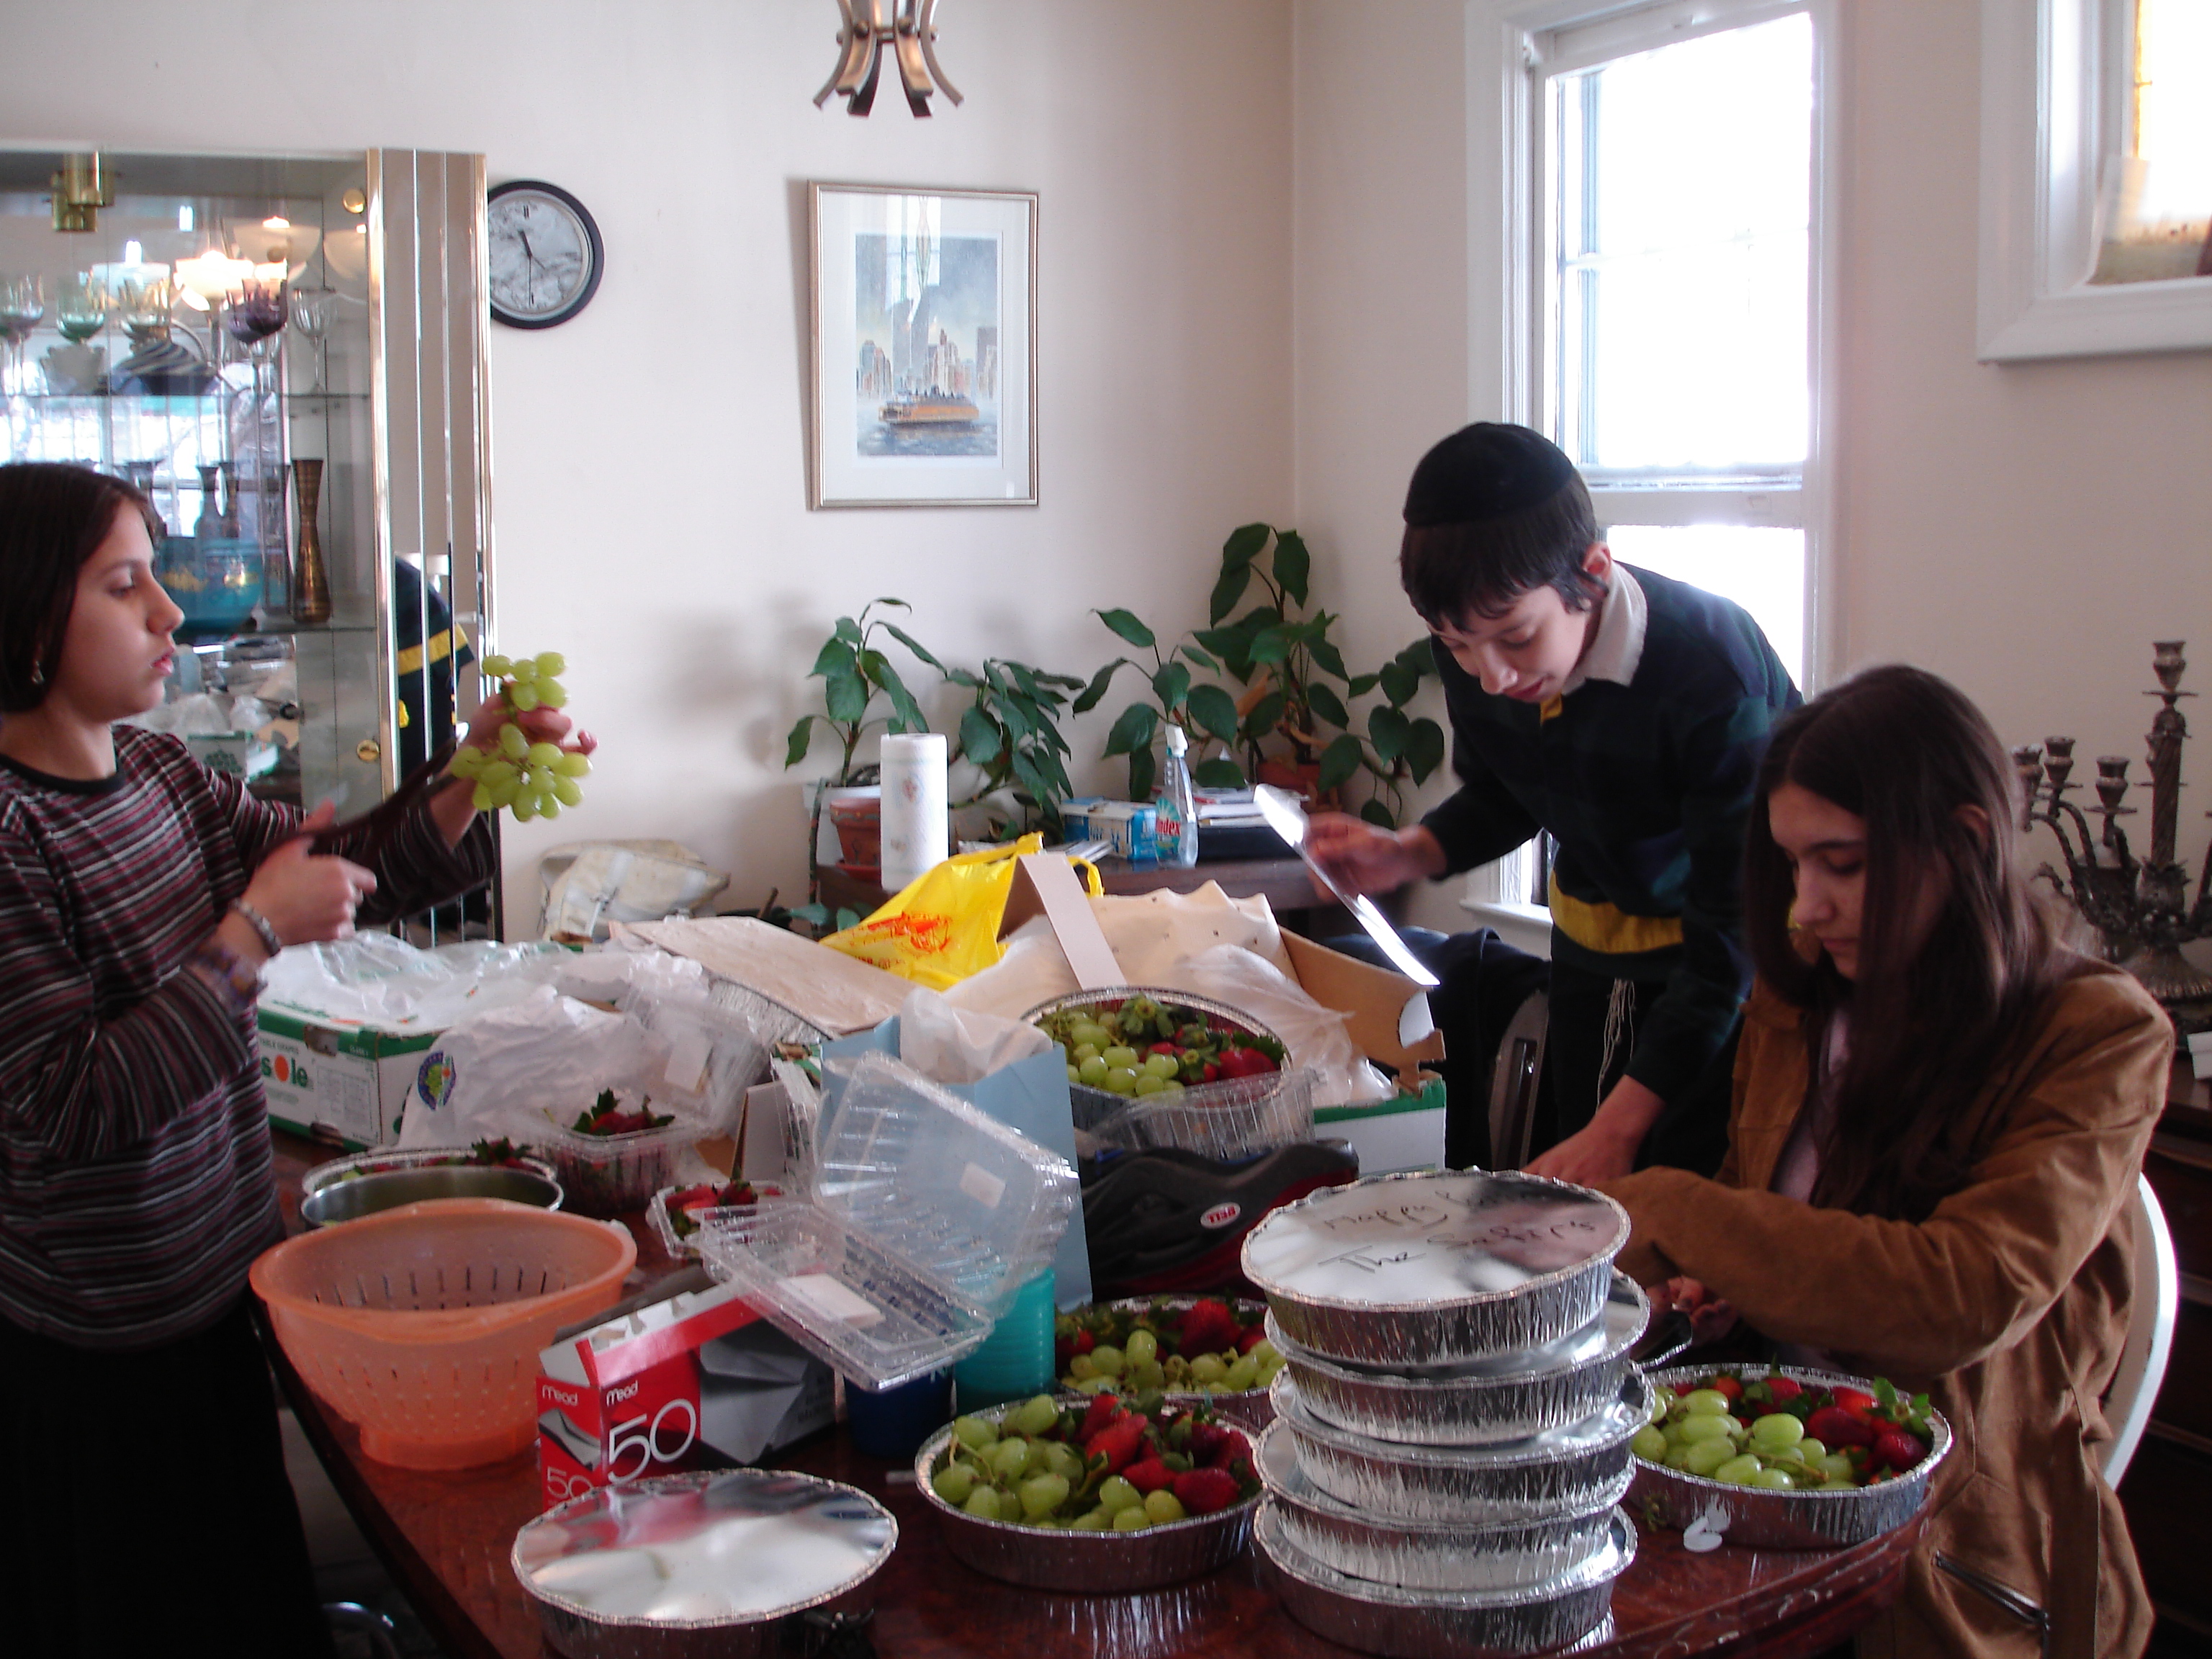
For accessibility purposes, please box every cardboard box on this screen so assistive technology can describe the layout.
[1058,798,1174,863]
[536,1269,835,1512]
[256,1002,441,1149]
[999,855,1449,1174]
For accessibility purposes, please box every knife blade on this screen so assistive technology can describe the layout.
[1252,786,1440,988]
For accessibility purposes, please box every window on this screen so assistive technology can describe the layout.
[1979,0,2212,359]
[1463,0,1835,928]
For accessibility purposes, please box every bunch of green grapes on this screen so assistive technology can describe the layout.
[446,649,591,822]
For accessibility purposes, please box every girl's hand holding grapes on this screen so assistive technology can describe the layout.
[232,801,379,954]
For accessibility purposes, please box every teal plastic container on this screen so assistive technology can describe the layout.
[952,1270,1056,1411]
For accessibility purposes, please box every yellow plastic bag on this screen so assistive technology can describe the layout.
[819,836,1102,991]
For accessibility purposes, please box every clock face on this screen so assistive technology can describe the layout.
[486,181,603,328]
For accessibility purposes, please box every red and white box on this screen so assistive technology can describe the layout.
[536,1271,835,1511]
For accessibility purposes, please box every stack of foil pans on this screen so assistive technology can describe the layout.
[1239,1172,1647,1657]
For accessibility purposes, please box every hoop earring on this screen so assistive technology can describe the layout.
[28,664,43,688]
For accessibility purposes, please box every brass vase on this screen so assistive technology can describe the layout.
[291,457,332,625]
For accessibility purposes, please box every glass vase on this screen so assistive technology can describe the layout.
[291,457,332,625]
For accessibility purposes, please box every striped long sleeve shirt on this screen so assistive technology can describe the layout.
[0,727,495,1350]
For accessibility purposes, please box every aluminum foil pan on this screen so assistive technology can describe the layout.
[1629,1363,1954,1550]
[912,1415,1256,1592]
[512,1468,896,1659]
[1022,987,1295,1135]
[1255,1421,1626,1593]
[1255,1501,1635,1659]
[1272,1370,1652,1524]
[1240,1172,1629,1367]
[1267,1272,1646,1446]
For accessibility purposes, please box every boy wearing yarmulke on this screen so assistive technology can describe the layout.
[1308,423,1798,1182]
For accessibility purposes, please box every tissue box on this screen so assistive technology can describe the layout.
[536,1271,835,1511]
[1058,798,1174,863]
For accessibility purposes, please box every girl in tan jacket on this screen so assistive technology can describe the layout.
[1602,665,2167,1658]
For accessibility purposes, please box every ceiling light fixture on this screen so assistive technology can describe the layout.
[816,0,961,117]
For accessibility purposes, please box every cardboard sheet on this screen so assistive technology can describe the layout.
[620,917,909,1037]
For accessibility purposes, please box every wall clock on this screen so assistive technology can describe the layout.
[486,179,603,328]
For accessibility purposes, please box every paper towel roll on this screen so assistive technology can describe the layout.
[878,732,949,892]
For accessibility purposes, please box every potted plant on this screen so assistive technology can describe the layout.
[886,631,1087,839]
[783,598,936,880]
[1074,608,1246,801]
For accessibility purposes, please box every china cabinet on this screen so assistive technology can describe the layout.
[0,148,495,889]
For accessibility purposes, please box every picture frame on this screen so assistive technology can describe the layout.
[808,181,1038,508]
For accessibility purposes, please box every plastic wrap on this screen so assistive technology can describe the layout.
[1241,1172,1628,1367]
[1271,1372,1652,1524]
[1255,1422,1626,1593]
[1265,1274,1647,1447]
[1255,1503,1632,1659]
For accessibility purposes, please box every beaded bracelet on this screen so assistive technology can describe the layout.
[230,897,286,958]
[186,935,264,1007]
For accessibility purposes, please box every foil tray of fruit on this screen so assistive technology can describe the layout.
[1027,988,1292,1123]
[912,1390,1264,1593]
[1627,1364,1952,1550]
[646,1179,788,1260]
[1239,1172,1632,1368]
[1057,1295,1287,1413]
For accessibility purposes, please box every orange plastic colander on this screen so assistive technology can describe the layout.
[251,1197,636,1470]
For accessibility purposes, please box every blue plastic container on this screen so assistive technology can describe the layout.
[845,1367,953,1462]
[952,1269,1057,1411]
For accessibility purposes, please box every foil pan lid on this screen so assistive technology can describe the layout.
[1268,1272,1647,1384]
[1271,1370,1653,1470]
[1241,1172,1629,1313]
[1255,1421,1630,1530]
[513,1469,896,1629]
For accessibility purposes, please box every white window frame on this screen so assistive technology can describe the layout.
[1979,0,2212,361]
[1460,0,1840,933]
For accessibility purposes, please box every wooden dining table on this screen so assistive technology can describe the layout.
[266,1136,1920,1659]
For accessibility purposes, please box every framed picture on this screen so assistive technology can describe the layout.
[809,182,1038,508]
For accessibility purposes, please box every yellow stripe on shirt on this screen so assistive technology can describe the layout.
[1548,871,1684,956]
[395,624,468,676]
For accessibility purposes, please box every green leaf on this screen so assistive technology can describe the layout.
[1378,659,1420,709]
[1308,632,1349,681]
[1152,660,1192,714]
[1273,529,1310,608]
[875,660,929,732]
[1249,626,1292,667]
[1104,702,1159,758]
[1127,746,1158,802]
[1014,749,1069,809]
[823,670,870,724]
[783,715,819,768]
[788,902,829,928]
[1397,638,1438,675]
[1097,608,1157,649]
[880,623,943,670]
[1221,522,1270,571]
[1185,683,1242,745]
[998,696,1037,744]
[1346,672,1382,698]
[1208,562,1252,626]
[1193,756,1247,788]
[832,616,863,647]
[959,706,1004,767]
[1073,660,1127,714]
[811,638,858,678]
[1406,717,1447,783]
[1359,798,1398,830]
[1306,682,1350,731]
[1318,733,1364,793]
[1243,690,1286,742]
[945,666,981,689]
[835,908,861,931]
[1006,661,1040,698]
[1369,704,1412,765]
[1180,644,1220,673]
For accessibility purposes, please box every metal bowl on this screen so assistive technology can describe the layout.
[512,1467,896,1659]
[1255,1501,1634,1659]
[1267,1273,1647,1446]
[1271,1370,1652,1525]
[299,1148,562,1227]
[1254,1421,1627,1593]
[1629,1363,1954,1550]
[1240,1172,1630,1367]
[912,1401,1259,1593]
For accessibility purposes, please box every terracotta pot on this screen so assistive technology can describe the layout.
[1256,757,1336,813]
[827,793,882,877]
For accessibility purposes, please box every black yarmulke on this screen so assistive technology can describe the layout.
[1403,423,1578,527]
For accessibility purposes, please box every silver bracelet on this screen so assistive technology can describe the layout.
[230,897,286,958]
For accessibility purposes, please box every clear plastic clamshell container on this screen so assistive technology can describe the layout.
[698,1051,1078,1393]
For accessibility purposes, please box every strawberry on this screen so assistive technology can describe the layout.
[1123,1457,1175,1493]
[1829,1386,1879,1420]
[1869,1427,1927,1475]
[1672,1382,1699,1397]
[1177,1300,1239,1359]
[1709,1375,1744,1404]
[1236,1324,1269,1355]
[1171,1467,1243,1517]
[1763,1377,1804,1404]
[1204,1428,1253,1471]
[1086,1416,1147,1474]
[1218,1047,1277,1080]
[1805,1406,1876,1449]
[1079,1393,1122,1442]
[1072,1329,1097,1356]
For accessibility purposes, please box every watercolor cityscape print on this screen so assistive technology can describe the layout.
[854,226,1002,460]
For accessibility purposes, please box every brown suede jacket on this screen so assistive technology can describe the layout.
[1601,960,2169,1658]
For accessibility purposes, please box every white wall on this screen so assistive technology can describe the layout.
[6,1,1295,933]
[1293,0,2212,914]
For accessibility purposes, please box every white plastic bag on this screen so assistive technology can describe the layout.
[538,840,729,944]
[258,932,572,1030]
[895,987,1054,1085]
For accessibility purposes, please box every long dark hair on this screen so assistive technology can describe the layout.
[0,463,162,714]
[1744,665,2080,1222]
